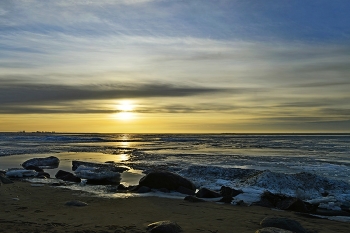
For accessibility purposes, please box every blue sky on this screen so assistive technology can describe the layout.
[0,0,349,132]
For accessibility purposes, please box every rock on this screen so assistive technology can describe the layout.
[51,182,66,187]
[159,188,170,193]
[147,220,182,233]
[23,165,44,172]
[196,187,221,198]
[139,171,196,192]
[65,200,88,207]
[72,161,129,173]
[256,227,294,233]
[75,166,121,185]
[55,170,81,183]
[236,200,248,206]
[276,197,309,213]
[137,186,152,193]
[184,196,206,203]
[117,184,129,190]
[128,185,140,192]
[220,186,243,197]
[22,156,59,169]
[257,191,318,213]
[6,168,37,178]
[36,172,50,179]
[176,186,195,195]
[0,175,14,184]
[341,203,350,213]
[260,217,307,233]
[218,196,233,203]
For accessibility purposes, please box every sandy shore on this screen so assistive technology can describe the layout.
[0,180,349,233]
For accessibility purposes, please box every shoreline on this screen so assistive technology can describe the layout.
[1,180,349,233]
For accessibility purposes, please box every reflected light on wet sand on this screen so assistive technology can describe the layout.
[118,153,129,161]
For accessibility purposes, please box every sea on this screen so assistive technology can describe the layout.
[1,133,350,218]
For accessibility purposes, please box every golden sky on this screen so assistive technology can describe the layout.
[1,1,350,133]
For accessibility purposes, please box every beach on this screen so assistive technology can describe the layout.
[1,180,349,233]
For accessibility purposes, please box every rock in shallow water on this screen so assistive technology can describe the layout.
[55,170,81,183]
[139,171,196,192]
[72,161,129,172]
[22,156,59,169]
[74,165,121,185]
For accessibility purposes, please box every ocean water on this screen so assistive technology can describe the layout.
[1,133,350,213]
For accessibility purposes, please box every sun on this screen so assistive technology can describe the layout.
[118,100,134,112]
[115,100,135,121]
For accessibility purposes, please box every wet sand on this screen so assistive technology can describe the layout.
[0,180,349,233]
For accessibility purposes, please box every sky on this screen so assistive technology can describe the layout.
[1,0,350,133]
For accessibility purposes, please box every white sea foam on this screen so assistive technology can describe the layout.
[6,168,38,178]
[179,165,350,210]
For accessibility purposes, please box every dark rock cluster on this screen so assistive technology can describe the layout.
[256,191,319,213]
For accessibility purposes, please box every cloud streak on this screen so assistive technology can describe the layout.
[0,82,230,105]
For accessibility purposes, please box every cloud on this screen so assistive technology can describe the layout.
[0,81,230,109]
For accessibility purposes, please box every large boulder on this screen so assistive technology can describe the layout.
[139,171,196,193]
[74,165,121,185]
[22,156,59,169]
[55,170,81,183]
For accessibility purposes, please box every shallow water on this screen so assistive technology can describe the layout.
[1,133,349,183]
